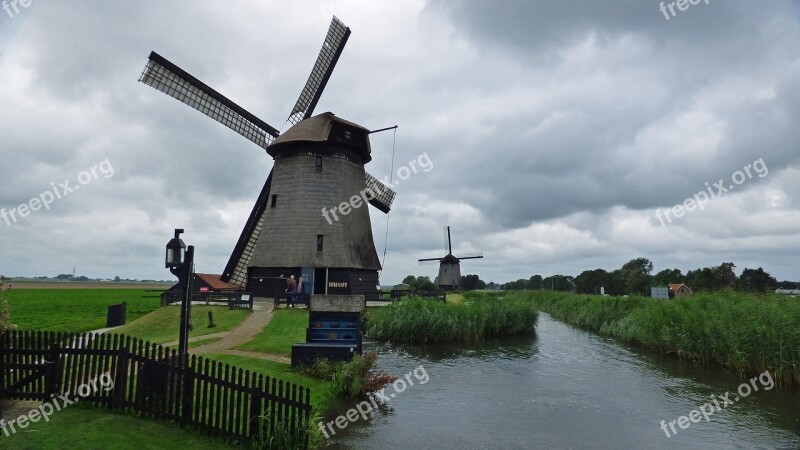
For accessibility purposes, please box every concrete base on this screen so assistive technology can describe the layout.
[310,294,365,313]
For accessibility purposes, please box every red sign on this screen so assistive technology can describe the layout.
[199,287,209,293]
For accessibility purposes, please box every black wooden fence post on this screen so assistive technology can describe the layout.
[181,354,194,423]
[44,343,61,400]
[113,338,129,408]
[249,374,263,438]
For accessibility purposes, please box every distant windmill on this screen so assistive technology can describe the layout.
[139,17,396,301]
[418,226,483,291]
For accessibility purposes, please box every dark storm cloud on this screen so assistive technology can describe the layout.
[416,0,800,231]
[1,0,799,283]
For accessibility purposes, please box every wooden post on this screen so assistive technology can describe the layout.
[178,246,195,358]
[44,343,61,401]
[182,355,194,423]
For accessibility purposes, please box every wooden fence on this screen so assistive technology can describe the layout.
[0,330,311,444]
[161,290,251,309]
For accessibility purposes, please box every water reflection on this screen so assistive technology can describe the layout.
[366,333,538,364]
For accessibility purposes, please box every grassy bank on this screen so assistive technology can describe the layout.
[364,292,538,343]
[7,289,161,332]
[116,305,250,344]
[209,354,336,415]
[236,308,308,356]
[526,291,800,385]
[2,404,240,449]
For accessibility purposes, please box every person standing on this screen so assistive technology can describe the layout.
[296,276,305,306]
[286,276,296,307]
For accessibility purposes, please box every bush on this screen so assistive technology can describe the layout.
[298,352,397,398]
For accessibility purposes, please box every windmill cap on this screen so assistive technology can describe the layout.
[268,112,372,162]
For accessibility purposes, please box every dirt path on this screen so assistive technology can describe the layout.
[162,331,232,347]
[182,306,290,364]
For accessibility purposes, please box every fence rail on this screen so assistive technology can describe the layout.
[0,330,311,444]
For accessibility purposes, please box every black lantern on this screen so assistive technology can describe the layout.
[165,229,186,269]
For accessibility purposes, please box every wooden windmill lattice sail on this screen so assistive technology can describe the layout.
[139,16,395,300]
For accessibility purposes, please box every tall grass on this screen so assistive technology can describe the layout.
[365,293,538,344]
[525,291,800,385]
[250,410,323,450]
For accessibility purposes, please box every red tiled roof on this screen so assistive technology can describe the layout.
[196,273,240,290]
[669,283,691,292]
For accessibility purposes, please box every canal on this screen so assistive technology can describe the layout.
[326,313,800,449]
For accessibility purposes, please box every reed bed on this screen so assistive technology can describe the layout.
[525,291,800,385]
[365,293,538,344]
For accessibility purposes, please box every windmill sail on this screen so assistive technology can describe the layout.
[287,16,351,126]
[364,172,396,213]
[221,172,273,286]
[139,51,280,150]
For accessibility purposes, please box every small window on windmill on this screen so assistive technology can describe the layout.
[316,235,324,252]
[344,130,351,140]
[315,156,323,172]
[270,195,277,208]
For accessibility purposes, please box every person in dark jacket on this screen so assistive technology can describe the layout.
[286,276,296,307]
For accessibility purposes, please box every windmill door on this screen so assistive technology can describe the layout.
[301,267,314,295]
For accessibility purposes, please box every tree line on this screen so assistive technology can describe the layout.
[500,258,796,295]
[399,274,486,292]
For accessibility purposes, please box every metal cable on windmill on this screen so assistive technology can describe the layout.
[380,127,398,273]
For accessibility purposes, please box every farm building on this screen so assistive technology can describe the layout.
[669,283,693,298]
[161,273,241,304]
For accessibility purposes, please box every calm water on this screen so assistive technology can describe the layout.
[325,313,800,449]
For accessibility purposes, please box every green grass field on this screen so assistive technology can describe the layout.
[7,289,162,332]
[446,293,465,305]
[115,305,250,344]
[235,308,308,356]
[1,405,240,449]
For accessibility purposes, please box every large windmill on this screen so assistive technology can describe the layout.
[418,226,483,291]
[139,17,395,301]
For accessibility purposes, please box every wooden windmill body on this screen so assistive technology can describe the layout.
[139,17,395,301]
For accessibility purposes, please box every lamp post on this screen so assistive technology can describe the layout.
[165,229,194,358]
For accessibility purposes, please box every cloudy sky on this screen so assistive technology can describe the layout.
[1,0,799,284]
